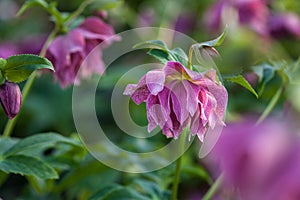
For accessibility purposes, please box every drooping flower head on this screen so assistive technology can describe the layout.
[46,17,119,88]
[0,81,22,119]
[124,61,228,141]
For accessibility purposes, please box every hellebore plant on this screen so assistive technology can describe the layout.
[124,29,228,200]
[2,0,119,138]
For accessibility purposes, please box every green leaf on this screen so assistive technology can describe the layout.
[192,26,227,68]
[3,54,54,83]
[3,133,81,157]
[226,75,258,98]
[0,137,18,156]
[0,155,58,179]
[89,185,150,200]
[251,63,275,96]
[133,40,169,51]
[171,47,188,66]
[89,184,123,200]
[17,0,49,16]
[198,26,227,48]
[147,49,170,64]
[130,179,164,199]
[0,58,7,70]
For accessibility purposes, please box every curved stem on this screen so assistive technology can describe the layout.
[202,174,224,200]
[65,0,93,26]
[187,45,194,70]
[2,27,59,137]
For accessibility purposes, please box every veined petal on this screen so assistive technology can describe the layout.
[146,70,165,95]
[183,80,198,116]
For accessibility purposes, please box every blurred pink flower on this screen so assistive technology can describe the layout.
[124,61,227,141]
[0,81,22,119]
[268,13,300,39]
[205,0,269,35]
[210,119,300,200]
[46,17,119,88]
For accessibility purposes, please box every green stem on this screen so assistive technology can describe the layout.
[171,129,187,200]
[2,27,59,137]
[65,0,93,26]
[187,45,194,70]
[202,174,224,200]
[171,155,182,200]
[256,86,283,125]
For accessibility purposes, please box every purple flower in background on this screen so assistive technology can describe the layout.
[137,8,155,27]
[46,17,119,88]
[209,119,300,200]
[205,0,269,35]
[268,13,300,39]
[0,43,18,59]
[124,61,227,141]
[174,13,197,33]
[0,81,22,119]
[19,36,45,55]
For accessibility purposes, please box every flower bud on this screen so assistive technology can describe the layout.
[0,81,22,119]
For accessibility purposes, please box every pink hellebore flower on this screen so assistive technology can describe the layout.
[46,17,119,88]
[124,61,228,141]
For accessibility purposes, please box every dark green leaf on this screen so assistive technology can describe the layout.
[4,133,81,157]
[133,40,169,51]
[17,0,48,16]
[147,49,169,64]
[226,75,258,98]
[89,184,123,200]
[130,179,163,199]
[0,155,58,179]
[0,137,18,156]
[104,187,150,200]
[4,54,54,83]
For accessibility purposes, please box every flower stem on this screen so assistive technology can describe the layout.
[171,155,182,200]
[171,129,187,200]
[65,0,94,26]
[187,45,194,70]
[202,174,224,200]
[256,86,283,125]
[2,27,58,137]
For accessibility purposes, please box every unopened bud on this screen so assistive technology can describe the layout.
[0,81,22,119]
